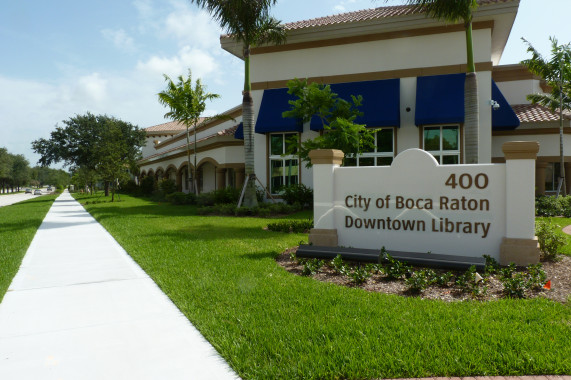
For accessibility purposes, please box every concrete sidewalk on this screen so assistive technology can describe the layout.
[0,191,239,380]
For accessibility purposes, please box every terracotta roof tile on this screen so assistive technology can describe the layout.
[283,0,514,31]
[145,119,206,133]
[512,104,571,123]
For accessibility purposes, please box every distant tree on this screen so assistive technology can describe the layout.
[398,0,480,163]
[521,36,571,195]
[158,70,221,194]
[10,154,30,191]
[282,78,375,167]
[32,112,145,200]
[190,0,287,206]
[0,148,12,193]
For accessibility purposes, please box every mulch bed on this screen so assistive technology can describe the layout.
[276,247,571,303]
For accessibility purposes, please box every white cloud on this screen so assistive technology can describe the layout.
[136,45,218,80]
[333,5,346,12]
[75,73,108,103]
[164,5,221,49]
[101,28,135,51]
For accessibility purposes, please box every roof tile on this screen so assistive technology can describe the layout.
[512,104,571,123]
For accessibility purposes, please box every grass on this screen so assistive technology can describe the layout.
[0,194,58,301]
[71,193,570,379]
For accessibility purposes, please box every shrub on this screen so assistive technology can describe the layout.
[140,176,156,196]
[213,187,241,204]
[455,265,487,297]
[347,265,371,285]
[119,179,138,194]
[501,272,528,298]
[380,249,411,280]
[300,258,324,276]
[535,220,565,260]
[196,191,216,207]
[329,254,348,275]
[166,192,196,205]
[535,195,561,217]
[405,270,430,293]
[558,195,571,217]
[280,184,313,208]
[267,219,313,233]
[526,263,547,290]
[158,178,176,196]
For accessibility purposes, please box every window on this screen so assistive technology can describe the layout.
[344,128,395,167]
[423,125,460,165]
[269,133,299,194]
[545,162,562,192]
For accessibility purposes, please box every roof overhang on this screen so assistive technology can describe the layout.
[220,0,519,66]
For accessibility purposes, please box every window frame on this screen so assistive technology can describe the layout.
[267,132,301,195]
[420,124,463,165]
[344,127,397,167]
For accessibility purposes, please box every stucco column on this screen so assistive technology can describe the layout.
[500,141,540,265]
[307,149,344,247]
[216,168,226,190]
[535,161,547,196]
[565,162,571,196]
[236,168,245,190]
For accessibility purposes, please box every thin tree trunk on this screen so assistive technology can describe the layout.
[242,46,258,208]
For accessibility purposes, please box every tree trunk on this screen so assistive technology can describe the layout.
[104,181,110,197]
[241,46,258,208]
[464,72,479,164]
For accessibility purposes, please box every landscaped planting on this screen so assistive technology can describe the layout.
[0,194,57,301]
[74,193,570,379]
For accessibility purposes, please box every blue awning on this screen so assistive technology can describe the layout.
[415,73,465,126]
[310,78,400,131]
[255,88,303,134]
[234,122,243,140]
[492,80,520,130]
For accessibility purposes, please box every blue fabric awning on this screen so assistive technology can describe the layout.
[492,80,520,130]
[255,88,303,134]
[310,78,400,131]
[234,122,243,140]
[415,73,465,126]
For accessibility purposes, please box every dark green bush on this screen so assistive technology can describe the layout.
[213,187,241,204]
[267,219,313,233]
[165,192,196,205]
[158,178,176,196]
[140,176,156,196]
[280,184,313,208]
[119,179,139,194]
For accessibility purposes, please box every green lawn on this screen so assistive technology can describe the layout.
[71,193,570,379]
[0,195,57,301]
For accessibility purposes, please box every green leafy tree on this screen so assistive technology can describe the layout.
[158,70,221,195]
[10,154,30,191]
[521,36,571,195]
[282,78,375,167]
[32,112,145,200]
[0,148,13,193]
[190,0,287,207]
[398,0,480,163]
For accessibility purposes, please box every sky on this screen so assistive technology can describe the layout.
[1,0,570,169]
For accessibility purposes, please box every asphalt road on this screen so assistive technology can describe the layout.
[0,190,46,207]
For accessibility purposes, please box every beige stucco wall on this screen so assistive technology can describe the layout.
[495,79,542,105]
[251,29,492,83]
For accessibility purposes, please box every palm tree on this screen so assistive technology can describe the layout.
[190,0,287,207]
[158,70,220,194]
[521,36,571,195]
[400,0,480,163]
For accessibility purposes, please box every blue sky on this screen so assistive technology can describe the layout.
[1,0,570,168]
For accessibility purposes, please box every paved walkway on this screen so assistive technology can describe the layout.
[0,191,239,380]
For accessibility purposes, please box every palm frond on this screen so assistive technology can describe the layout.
[402,0,478,23]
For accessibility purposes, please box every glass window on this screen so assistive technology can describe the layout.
[345,128,395,167]
[423,125,460,165]
[269,133,299,194]
[545,162,561,192]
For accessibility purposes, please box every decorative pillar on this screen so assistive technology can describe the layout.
[565,162,571,196]
[535,161,547,196]
[500,141,541,265]
[216,168,226,190]
[307,149,344,247]
[236,168,245,190]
